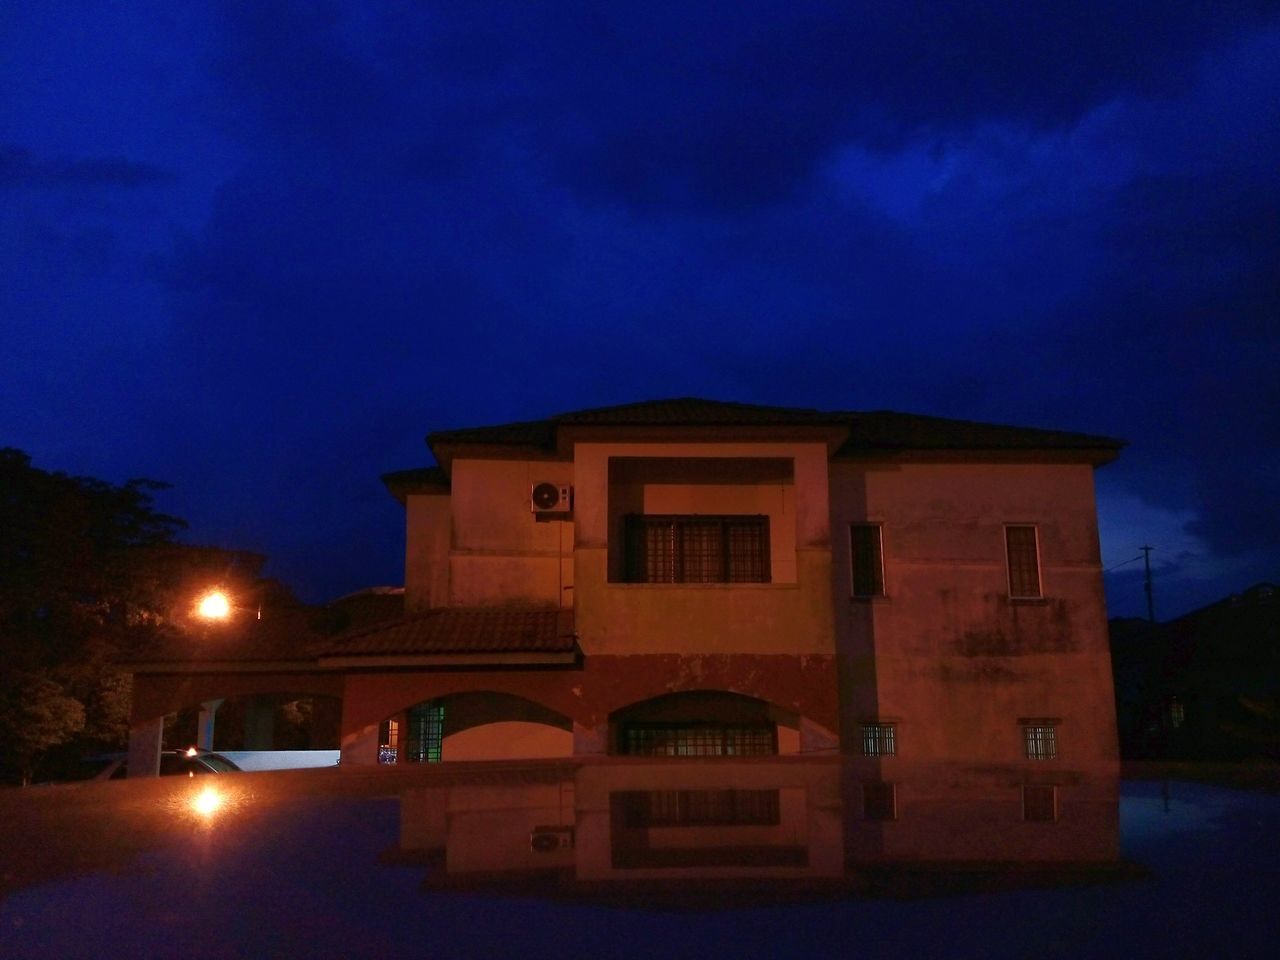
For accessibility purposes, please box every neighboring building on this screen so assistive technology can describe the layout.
[1112,583,1280,760]
[125,398,1124,863]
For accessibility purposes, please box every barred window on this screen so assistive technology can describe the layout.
[1023,784,1057,822]
[1022,722,1058,760]
[405,701,445,763]
[851,524,885,597]
[860,722,897,757]
[378,718,400,764]
[619,789,781,827]
[1005,525,1042,598]
[625,515,770,583]
[863,781,897,821]
[620,723,777,757]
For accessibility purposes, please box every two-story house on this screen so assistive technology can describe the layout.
[125,398,1121,860]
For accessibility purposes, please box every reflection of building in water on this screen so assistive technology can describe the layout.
[401,756,1118,879]
[126,399,1122,864]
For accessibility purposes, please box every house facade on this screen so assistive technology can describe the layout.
[125,398,1123,862]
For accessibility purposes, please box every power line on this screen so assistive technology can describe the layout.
[1105,554,1145,572]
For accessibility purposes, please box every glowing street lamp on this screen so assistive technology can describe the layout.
[195,589,232,620]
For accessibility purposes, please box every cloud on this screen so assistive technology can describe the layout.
[0,145,175,189]
[200,3,1280,214]
[8,1,1279,610]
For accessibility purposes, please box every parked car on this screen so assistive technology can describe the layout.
[74,749,242,781]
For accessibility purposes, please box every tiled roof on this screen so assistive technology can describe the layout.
[423,397,1124,460]
[322,607,576,658]
[382,466,450,502]
[838,411,1123,454]
[556,397,835,426]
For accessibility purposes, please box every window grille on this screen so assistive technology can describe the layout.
[405,701,445,763]
[1005,525,1042,598]
[851,524,885,597]
[1023,784,1057,822]
[863,781,897,821]
[378,718,400,764]
[620,789,781,827]
[860,722,897,757]
[620,723,777,757]
[1022,723,1058,760]
[625,515,770,583]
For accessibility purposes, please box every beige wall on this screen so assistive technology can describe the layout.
[829,460,1117,764]
[442,721,573,760]
[404,493,450,611]
[575,441,834,656]
[404,459,575,608]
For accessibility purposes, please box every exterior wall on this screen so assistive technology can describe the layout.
[829,461,1117,766]
[338,656,840,765]
[575,442,834,657]
[445,459,574,608]
[404,493,450,611]
[443,723,573,760]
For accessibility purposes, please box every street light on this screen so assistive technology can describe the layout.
[195,589,232,620]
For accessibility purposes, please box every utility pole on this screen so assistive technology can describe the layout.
[1140,545,1155,623]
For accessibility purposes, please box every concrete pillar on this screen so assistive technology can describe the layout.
[243,696,275,749]
[340,722,379,766]
[573,721,608,756]
[309,696,343,749]
[197,699,224,751]
[126,716,164,778]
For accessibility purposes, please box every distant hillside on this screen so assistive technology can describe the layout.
[1110,584,1280,760]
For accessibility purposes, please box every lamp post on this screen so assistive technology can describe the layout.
[191,587,240,750]
[191,584,272,751]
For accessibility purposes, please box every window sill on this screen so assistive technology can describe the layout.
[1008,596,1049,605]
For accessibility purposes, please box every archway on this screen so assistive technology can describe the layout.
[378,691,573,763]
[609,690,802,756]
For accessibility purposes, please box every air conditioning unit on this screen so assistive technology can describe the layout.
[530,482,572,514]
[529,825,575,853]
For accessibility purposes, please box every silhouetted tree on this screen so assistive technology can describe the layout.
[0,448,264,783]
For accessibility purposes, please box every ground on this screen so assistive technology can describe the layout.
[1,770,1277,959]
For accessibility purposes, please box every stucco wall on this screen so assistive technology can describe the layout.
[576,441,833,657]
[442,458,575,607]
[829,460,1117,764]
[404,493,450,611]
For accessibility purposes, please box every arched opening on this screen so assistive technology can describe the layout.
[379,691,573,764]
[165,692,343,752]
[609,690,801,756]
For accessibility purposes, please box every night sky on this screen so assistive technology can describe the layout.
[3,3,1277,620]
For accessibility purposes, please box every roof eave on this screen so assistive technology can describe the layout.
[834,443,1125,466]
[318,650,579,669]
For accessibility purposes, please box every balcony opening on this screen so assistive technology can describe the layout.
[607,457,795,583]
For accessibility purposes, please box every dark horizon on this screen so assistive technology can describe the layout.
[4,3,1278,620]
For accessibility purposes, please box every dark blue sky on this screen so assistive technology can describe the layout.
[3,2,1278,619]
